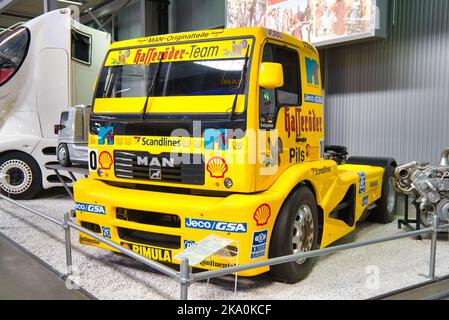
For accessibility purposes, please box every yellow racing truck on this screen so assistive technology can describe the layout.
[74,27,397,283]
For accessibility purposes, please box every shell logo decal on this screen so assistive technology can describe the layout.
[206,156,228,179]
[253,204,271,226]
[99,151,113,170]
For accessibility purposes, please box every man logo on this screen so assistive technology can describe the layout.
[137,156,174,167]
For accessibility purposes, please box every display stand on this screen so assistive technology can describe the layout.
[44,164,88,199]
[398,194,422,240]
[174,235,240,293]
[205,241,239,294]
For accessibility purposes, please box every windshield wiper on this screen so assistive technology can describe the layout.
[229,46,250,121]
[142,56,164,120]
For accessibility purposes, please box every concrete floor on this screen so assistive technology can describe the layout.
[0,233,89,300]
[381,276,449,300]
[1,188,449,300]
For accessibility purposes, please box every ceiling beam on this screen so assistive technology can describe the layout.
[80,0,130,24]
[0,0,20,14]
[2,11,36,20]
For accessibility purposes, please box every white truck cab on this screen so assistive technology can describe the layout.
[0,9,110,199]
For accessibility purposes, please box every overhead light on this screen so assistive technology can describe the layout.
[57,0,83,5]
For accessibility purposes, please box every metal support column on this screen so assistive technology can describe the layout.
[429,214,438,279]
[44,0,58,12]
[180,257,190,300]
[64,212,73,276]
[140,0,169,37]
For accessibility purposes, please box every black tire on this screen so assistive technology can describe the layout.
[0,151,43,200]
[57,143,71,167]
[369,165,397,224]
[269,186,320,283]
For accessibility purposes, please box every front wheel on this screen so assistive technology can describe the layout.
[0,152,43,200]
[269,186,319,283]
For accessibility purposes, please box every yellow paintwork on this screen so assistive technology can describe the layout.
[74,27,386,276]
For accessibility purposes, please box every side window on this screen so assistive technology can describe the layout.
[273,47,300,105]
[0,27,30,86]
[71,29,91,65]
[259,43,301,129]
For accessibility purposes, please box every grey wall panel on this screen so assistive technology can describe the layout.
[169,0,226,33]
[324,0,449,165]
[117,0,141,40]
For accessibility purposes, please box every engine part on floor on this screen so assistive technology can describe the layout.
[394,147,449,226]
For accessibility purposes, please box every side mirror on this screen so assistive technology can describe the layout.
[259,62,284,89]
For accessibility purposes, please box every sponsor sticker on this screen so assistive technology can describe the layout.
[99,151,113,170]
[134,136,181,147]
[362,195,369,207]
[204,129,231,150]
[206,157,228,179]
[304,94,323,104]
[75,202,106,215]
[250,230,268,259]
[185,218,247,233]
[358,172,367,194]
[305,57,319,86]
[98,126,115,145]
[79,235,100,245]
[121,242,172,263]
[200,260,235,268]
[253,204,271,226]
[184,240,195,249]
[102,226,111,239]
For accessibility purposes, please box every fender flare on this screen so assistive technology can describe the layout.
[346,156,397,191]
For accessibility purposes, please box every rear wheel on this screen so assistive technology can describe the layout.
[0,152,42,200]
[369,165,397,223]
[269,187,319,283]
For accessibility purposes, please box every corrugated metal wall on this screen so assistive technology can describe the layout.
[324,0,449,165]
[169,0,225,33]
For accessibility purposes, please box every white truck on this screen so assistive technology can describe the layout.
[0,9,110,199]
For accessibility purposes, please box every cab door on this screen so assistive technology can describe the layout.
[256,41,303,191]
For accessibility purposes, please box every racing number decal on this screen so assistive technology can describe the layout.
[89,149,98,171]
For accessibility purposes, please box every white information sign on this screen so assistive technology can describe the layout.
[174,234,235,267]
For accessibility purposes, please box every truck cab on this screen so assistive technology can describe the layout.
[74,27,396,283]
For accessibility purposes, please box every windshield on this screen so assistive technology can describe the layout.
[93,38,252,114]
[96,58,246,98]
[0,27,30,86]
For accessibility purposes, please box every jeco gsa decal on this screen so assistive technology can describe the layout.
[75,202,106,215]
[185,218,247,233]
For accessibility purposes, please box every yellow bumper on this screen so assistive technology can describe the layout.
[73,178,285,276]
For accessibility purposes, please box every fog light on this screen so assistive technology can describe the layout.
[224,178,233,189]
[97,168,103,177]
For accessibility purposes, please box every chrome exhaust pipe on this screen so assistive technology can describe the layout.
[440,147,449,166]
[394,161,418,180]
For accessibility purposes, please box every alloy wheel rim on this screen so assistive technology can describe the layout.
[387,177,396,213]
[0,160,33,194]
[292,204,314,265]
[58,146,67,163]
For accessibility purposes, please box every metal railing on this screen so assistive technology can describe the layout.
[1,192,448,300]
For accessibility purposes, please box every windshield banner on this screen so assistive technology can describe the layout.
[105,38,253,66]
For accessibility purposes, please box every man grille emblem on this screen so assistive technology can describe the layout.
[150,168,162,180]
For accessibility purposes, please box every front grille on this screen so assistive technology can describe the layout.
[81,221,101,233]
[114,151,205,185]
[116,208,181,228]
[117,227,181,249]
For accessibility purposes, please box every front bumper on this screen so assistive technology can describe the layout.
[73,178,284,276]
